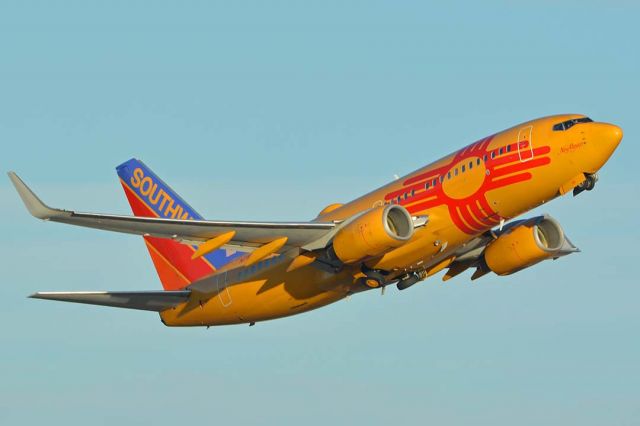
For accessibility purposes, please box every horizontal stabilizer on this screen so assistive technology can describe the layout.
[29,291,190,312]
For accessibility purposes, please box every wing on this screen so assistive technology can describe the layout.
[30,291,190,311]
[8,172,335,250]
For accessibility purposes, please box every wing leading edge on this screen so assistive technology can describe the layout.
[8,172,335,250]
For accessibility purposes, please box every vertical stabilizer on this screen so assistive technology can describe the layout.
[116,159,242,290]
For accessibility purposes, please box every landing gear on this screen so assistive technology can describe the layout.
[357,267,429,292]
[396,270,428,291]
[357,269,386,288]
[573,173,598,197]
[396,273,421,291]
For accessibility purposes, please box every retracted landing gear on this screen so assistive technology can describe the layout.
[573,173,598,197]
[397,270,428,291]
[356,268,386,289]
[358,266,429,293]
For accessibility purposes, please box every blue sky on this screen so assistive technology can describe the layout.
[1,1,638,425]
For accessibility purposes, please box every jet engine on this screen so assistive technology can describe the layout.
[483,216,577,276]
[331,205,414,264]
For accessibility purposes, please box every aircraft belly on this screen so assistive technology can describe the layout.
[160,268,352,326]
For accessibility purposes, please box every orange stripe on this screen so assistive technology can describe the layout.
[119,178,218,272]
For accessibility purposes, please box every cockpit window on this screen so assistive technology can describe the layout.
[552,117,593,131]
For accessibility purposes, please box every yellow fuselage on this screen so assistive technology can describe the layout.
[160,114,622,326]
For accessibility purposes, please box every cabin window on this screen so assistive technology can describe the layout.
[433,178,437,186]
[454,168,459,176]
[469,161,473,169]
[411,189,415,197]
[499,147,504,155]
[461,165,466,173]
[491,151,496,159]
[440,175,444,183]
[507,144,511,152]
[447,171,451,179]
[404,192,409,200]
[397,196,402,204]
[483,154,488,162]
[425,182,430,190]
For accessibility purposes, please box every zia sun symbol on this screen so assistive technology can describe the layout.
[385,136,552,235]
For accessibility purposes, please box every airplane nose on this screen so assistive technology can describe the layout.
[592,122,623,151]
[609,124,623,146]
[583,122,623,173]
[604,123,623,154]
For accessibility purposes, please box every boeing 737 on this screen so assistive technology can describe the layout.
[9,114,622,327]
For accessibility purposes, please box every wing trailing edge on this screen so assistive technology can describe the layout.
[7,172,335,251]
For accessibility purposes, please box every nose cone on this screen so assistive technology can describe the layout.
[585,122,623,172]
[603,123,623,150]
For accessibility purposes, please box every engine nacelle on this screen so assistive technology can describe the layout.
[484,216,574,276]
[332,205,414,264]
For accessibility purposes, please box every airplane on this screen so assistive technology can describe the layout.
[9,114,622,327]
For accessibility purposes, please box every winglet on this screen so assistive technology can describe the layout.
[7,172,59,219]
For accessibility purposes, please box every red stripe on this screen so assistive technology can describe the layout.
[490,157,550,179]
[460,143,474,156]
[403,169,444,187]
[534,145,551,156]
[478,197,498,219]
[121,182,215,283]
[491,153,521,168]
[466,137,486,154]
[469,199,497,226]
[449,206,476,234]
[386,181,434,200]
[479,136,494,151]
[486,172,533,190]
[145,240,191,290]
[401,191,439,206]
[456,204,486,232]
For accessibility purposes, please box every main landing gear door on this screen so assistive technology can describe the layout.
[517,125,534,162]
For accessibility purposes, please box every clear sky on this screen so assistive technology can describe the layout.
[1,1,638,425]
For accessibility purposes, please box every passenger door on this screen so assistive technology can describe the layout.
[517,125,534,162]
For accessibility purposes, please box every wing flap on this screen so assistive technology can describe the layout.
[30,291,190,312]
[8,172,335,249]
